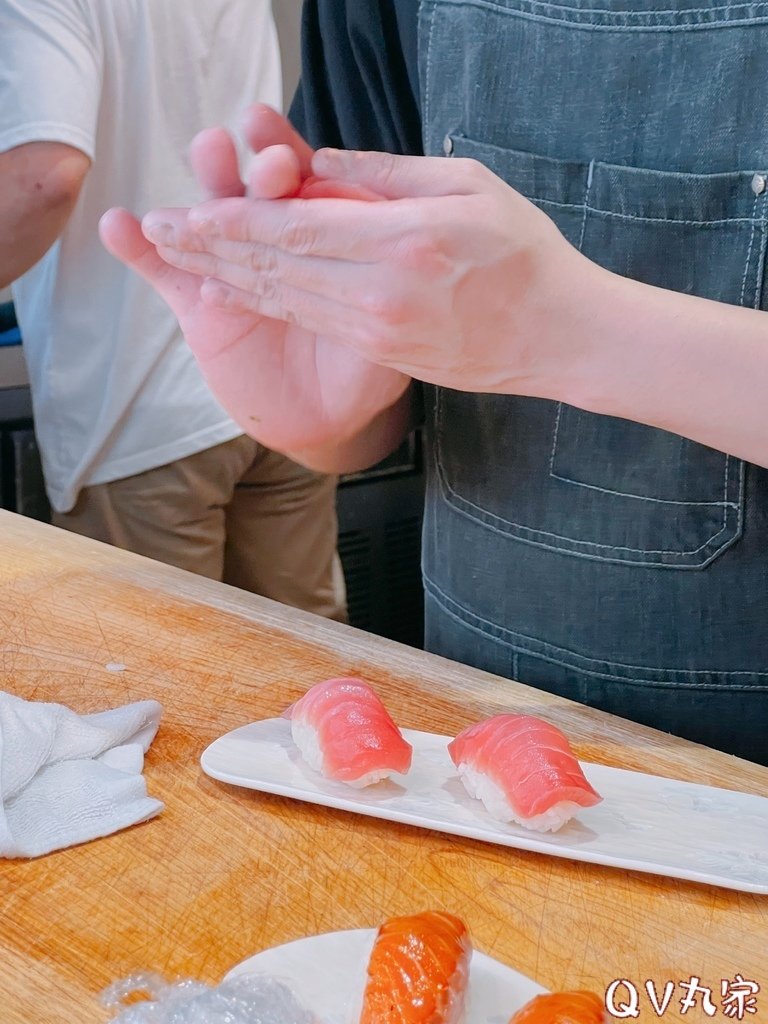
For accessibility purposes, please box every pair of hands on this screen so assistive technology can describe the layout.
[100,106,595,461]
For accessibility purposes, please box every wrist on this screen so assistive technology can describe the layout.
[515,245,616,407]
[560,259,638,415]
[549,260,725,433]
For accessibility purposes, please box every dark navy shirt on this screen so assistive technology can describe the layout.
[289,1,421,156]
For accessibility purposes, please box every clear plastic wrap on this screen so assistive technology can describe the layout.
[101,972,316,1024]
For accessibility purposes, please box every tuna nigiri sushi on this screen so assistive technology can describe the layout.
[360,911,472,1024]
[289,678,412,788]
[508,991,609,1024]
[448,714,602,832]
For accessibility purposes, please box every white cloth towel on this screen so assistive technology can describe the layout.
[0,691,164,858]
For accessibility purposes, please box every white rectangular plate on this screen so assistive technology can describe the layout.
[201,719,768,894]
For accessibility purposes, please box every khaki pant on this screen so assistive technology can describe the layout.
[53,435,347,621]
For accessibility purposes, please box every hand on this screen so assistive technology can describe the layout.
[188,105,382,204]
[146,146,603,399]
[99,107,410,457]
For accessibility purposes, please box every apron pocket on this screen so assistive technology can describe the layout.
[442,134,764,567]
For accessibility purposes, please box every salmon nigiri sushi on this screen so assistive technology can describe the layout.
[360,911,472,1024]
[448,714,602,832]
[508,991,609,1023]
[289,678,412,788]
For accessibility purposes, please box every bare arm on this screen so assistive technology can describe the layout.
[550,268,768,466]
[0,142,90,288]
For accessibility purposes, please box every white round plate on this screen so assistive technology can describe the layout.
[225,927,545,1024]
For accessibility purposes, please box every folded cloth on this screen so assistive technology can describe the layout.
[0,691,164,858]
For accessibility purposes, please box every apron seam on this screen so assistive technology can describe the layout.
[430,0,768,31]
[435,414,738,558]
[739,191,760,305]
[751,185,768,308]
[424,576,768,685]
[536,197,763,226]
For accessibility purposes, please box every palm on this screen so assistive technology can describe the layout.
[179,289,409,451]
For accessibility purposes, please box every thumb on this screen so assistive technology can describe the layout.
[311,148,484,199]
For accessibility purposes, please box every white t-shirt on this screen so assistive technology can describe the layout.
[0,0,281,512]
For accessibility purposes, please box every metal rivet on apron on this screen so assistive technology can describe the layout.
[443,134,454,156]
[751,173,766,196]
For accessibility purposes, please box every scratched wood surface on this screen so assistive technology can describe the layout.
[0,509,766,1024]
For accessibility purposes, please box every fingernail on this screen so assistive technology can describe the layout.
[144,222,173,244]
[313,148,346,176]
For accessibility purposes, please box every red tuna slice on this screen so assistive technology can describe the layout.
[448,714,602,819]
[289,677,412,783]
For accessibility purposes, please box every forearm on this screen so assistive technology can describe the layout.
[0,143,89,287]
[286,386,414,474]
[555,261,768,468]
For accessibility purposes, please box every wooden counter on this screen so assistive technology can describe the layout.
[0,510,765,1023]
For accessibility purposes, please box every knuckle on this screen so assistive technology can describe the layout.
[456,157,492,187]
[382,297,412,329]
[361,287,410,327]
[176,227,207,255]
[370,151,399,190]
[400,234,451,278]
[255,276,278,301]
[246,244,279,275]
[279,218,317,255]
[169,228,191,251]
[359,287,388,319]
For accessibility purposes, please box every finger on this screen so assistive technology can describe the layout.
[141,207,207,249]
[241,103,314,175]
[189,127,245,200]
[99,208,201,313]
[297,176,384,202]
[184,194,429,260]
[155,237,377,307]
[245,144,302,199]
[200,276,373,344]
[312,148,496,199]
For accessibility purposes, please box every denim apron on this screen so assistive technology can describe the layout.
[418,0,768,763]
